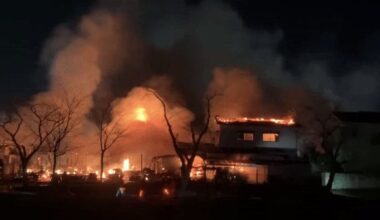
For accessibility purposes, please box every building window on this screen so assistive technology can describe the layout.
[262,133,279,142]
[238,132,254,141]
[243,133,254,141]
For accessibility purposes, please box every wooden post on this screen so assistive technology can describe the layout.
[140,154,143,171]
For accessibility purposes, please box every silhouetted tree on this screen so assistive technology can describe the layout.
[0,103,61,184]
[45,95,83,174]
[93,103,127,182]
[301,106,347,190]
[150,89,213,190]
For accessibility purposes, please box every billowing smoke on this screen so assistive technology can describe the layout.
[33,8,149,168]
[34,5,198,168]
[207,68,265,118]
[40,9,141,112]
[206,67,331,131]
[107,76,194,164]
[132,0,380,111]
[7,0,378,170]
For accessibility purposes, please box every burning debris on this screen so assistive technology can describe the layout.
[122,159,131,172]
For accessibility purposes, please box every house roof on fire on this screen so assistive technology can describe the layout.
[214,116,296,127]
[334,111,380,124]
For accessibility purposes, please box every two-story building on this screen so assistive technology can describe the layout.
[174,116,314,185]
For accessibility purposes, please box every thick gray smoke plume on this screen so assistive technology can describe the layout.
[36,9,137,168]
[31,0,379,169]
[129,0,380,111]
[38,4,197,168]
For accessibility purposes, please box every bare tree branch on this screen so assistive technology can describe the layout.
[45,95,84,174]
[148,89,185,167]
[93,101,128,182]
[149,88,214,189]
[301,106,345,190]
[0,102,63,184]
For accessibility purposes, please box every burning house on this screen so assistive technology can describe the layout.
[175,116,314,185]
[216,116,297,151]
[200,116,311,185]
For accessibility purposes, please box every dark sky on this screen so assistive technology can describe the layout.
[0,0,93,107]
[229,1,380,73]
[1,0,380,110]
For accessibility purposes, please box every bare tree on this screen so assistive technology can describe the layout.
[0,103,61,183]
[301,106,347,190]
[149,89,212,190]
[93,103,127,182]
[45,96,83,174]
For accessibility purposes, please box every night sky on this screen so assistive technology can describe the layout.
[1,0,380,111]
[0,0,93,107]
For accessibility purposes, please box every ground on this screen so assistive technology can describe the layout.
[1,184,380,220]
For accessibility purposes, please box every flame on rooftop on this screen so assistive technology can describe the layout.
[216,116,295,126]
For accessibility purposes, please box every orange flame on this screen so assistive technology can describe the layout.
[134,107,147,122]
[122,159,130,171]
[216,116,295,125]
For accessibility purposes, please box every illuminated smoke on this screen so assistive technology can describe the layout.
[21,0,376,171]
[33,8,147,168]
[134,107,148,122]
[207,68,264,118]
[106,81,194,161]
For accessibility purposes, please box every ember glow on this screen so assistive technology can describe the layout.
[138,189,144,199]
[162,188,170,196]
[134,107,147,122]
[216,116,295,125]
[122,159,130,171]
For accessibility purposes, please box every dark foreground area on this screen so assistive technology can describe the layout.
[1,185,380,220]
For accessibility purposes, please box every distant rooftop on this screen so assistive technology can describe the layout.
[334,111,380,124]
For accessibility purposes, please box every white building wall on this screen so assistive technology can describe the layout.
[338,122,380,173]
[322,172,380,190]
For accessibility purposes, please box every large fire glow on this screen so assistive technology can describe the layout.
[108,169,116,175]
[216,116,295,125]
[122,158,130,171]
[134,107,147,122]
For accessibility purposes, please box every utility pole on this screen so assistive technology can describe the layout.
[140,154,143,171]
